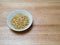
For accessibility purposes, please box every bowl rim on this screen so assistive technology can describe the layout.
[7,10,33,31]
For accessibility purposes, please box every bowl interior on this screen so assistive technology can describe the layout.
[7,10,32,31]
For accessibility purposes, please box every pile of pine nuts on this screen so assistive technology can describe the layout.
[11,14,29,29]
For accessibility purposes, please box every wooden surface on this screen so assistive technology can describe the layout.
[0,0,60,45]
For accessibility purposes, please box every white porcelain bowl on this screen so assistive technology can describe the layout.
[7,10,33,31]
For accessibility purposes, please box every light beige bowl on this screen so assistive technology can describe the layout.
[7,10,33,31]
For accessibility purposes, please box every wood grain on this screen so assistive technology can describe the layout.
[0,0,60,45]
